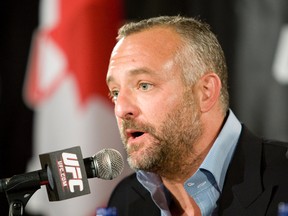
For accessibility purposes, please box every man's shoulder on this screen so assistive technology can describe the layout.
[240,126,288,181]
[262,138,288,150]
[241,125,288,163]
[261,139,288,177]
[219,126,288,215]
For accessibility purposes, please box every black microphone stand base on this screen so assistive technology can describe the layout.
[0,170,46,216]
[7,188,39,216]
[9,200,24,216]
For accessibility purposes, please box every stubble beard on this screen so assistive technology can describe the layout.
[120,90,203,180]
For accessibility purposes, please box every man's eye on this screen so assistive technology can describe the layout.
[109,90,119,102]
[139,83,153,91]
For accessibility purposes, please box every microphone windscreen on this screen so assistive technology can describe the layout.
[92,148,124,180]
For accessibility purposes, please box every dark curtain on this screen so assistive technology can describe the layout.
[0,0,39,215]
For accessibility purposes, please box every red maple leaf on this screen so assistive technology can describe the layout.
[25,0,123,107]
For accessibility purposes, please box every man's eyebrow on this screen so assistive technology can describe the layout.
[106,68,155,85]
[106,75,114,85]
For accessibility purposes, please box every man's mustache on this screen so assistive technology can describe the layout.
[120,120,158,140]
[121,120,152,132]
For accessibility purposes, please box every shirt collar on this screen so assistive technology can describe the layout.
[200,109,242,190]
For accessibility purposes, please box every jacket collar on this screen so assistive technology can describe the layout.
[219,125,274,215]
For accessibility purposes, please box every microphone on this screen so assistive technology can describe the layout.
[83,148,124,180]
[0,146,124,202]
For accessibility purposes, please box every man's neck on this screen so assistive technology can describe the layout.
[162,178,202,216]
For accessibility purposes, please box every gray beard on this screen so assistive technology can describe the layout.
[121,90,203,180]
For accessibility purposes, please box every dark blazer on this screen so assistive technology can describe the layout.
[108,126,288,215]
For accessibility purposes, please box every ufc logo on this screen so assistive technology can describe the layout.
[62,152,84,192]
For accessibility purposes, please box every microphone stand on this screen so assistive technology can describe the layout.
[7,188,37,216]
[0,170,48,216]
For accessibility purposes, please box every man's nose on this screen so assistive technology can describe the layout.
[114,91,139,120]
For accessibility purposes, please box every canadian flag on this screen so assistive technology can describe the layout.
[24,0,132,215]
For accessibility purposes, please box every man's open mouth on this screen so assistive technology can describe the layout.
[127,130,145,139]
[131,131,144,138]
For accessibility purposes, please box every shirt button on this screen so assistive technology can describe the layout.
[187,182,195,187]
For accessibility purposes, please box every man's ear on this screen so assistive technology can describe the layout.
[197,73,222,113]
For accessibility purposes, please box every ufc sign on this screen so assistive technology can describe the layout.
[40,146,90,201]
[62,152,84,192]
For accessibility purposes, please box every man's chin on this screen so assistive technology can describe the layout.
[127,154,146,170]
[127,156,159,173]
[127,157,141,170]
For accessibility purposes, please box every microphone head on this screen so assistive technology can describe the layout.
[93,148,124,180]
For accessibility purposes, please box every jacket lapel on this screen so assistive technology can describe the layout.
[219,125,274,215]
[128,175,161,215]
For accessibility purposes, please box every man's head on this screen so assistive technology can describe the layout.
[106,16,228,179]
[117,16,229,112]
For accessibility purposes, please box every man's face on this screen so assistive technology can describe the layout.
[106,27,203,177]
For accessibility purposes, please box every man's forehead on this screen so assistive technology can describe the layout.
[106,67,161,85]
[106,26,183,85]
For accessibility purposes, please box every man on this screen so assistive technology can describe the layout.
[105,16,288,216]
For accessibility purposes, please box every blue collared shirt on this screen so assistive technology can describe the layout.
[137,110,242,216]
